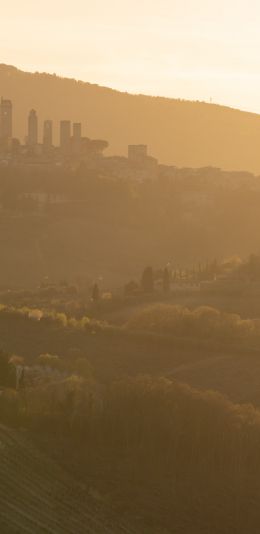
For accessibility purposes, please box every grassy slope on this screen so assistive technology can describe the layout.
[0,424,136,534]
[1,64,260,172]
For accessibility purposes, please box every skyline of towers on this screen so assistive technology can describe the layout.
[1,97,84,154]
[28,109,38,147]
[0,97,12,139]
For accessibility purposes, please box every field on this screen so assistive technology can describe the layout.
[0,424,137,534]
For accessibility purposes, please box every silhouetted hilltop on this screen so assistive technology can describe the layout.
[1,64,260,172]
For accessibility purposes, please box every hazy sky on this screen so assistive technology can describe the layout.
[2,0,260,113]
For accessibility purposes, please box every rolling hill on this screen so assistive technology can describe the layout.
[1,64,260,173]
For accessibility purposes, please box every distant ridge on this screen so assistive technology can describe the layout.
[1,64,260,173]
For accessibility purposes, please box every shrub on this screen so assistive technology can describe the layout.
[0,350,16,387]
[37,353,63,370]
[126,304,259,342]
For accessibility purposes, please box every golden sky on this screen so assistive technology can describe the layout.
[2,0,260,112]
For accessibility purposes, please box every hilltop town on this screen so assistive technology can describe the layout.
[2,94,260,189]
[0,96,159,181]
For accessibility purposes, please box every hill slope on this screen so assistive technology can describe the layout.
[1,64,260,173]
[0,424,135,533]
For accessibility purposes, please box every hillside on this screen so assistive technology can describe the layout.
[1,64,260,173]
[0,424,136,534]
[3,375,260,534]
[0,181,260,289]
[1,302,260,406]
[3,302,260,531]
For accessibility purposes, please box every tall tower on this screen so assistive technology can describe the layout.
[60,120,71,153]
[72,123,82,154]
[28,109,38,147]
[43,120,53,151]
[0,98,12,139]
[73,123,81,141]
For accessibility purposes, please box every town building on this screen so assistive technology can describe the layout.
[128,144,148,162]
[73,123,81,141]
[60,120,71,153]
[72,123,82,154]
[43,120,53,151]
[0,97,12,139]
[28,109,38,147]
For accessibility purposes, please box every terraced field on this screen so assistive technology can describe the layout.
[0,425,136,534]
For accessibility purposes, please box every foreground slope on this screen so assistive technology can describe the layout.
[0,425,135,534]
[1,64,260,172]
